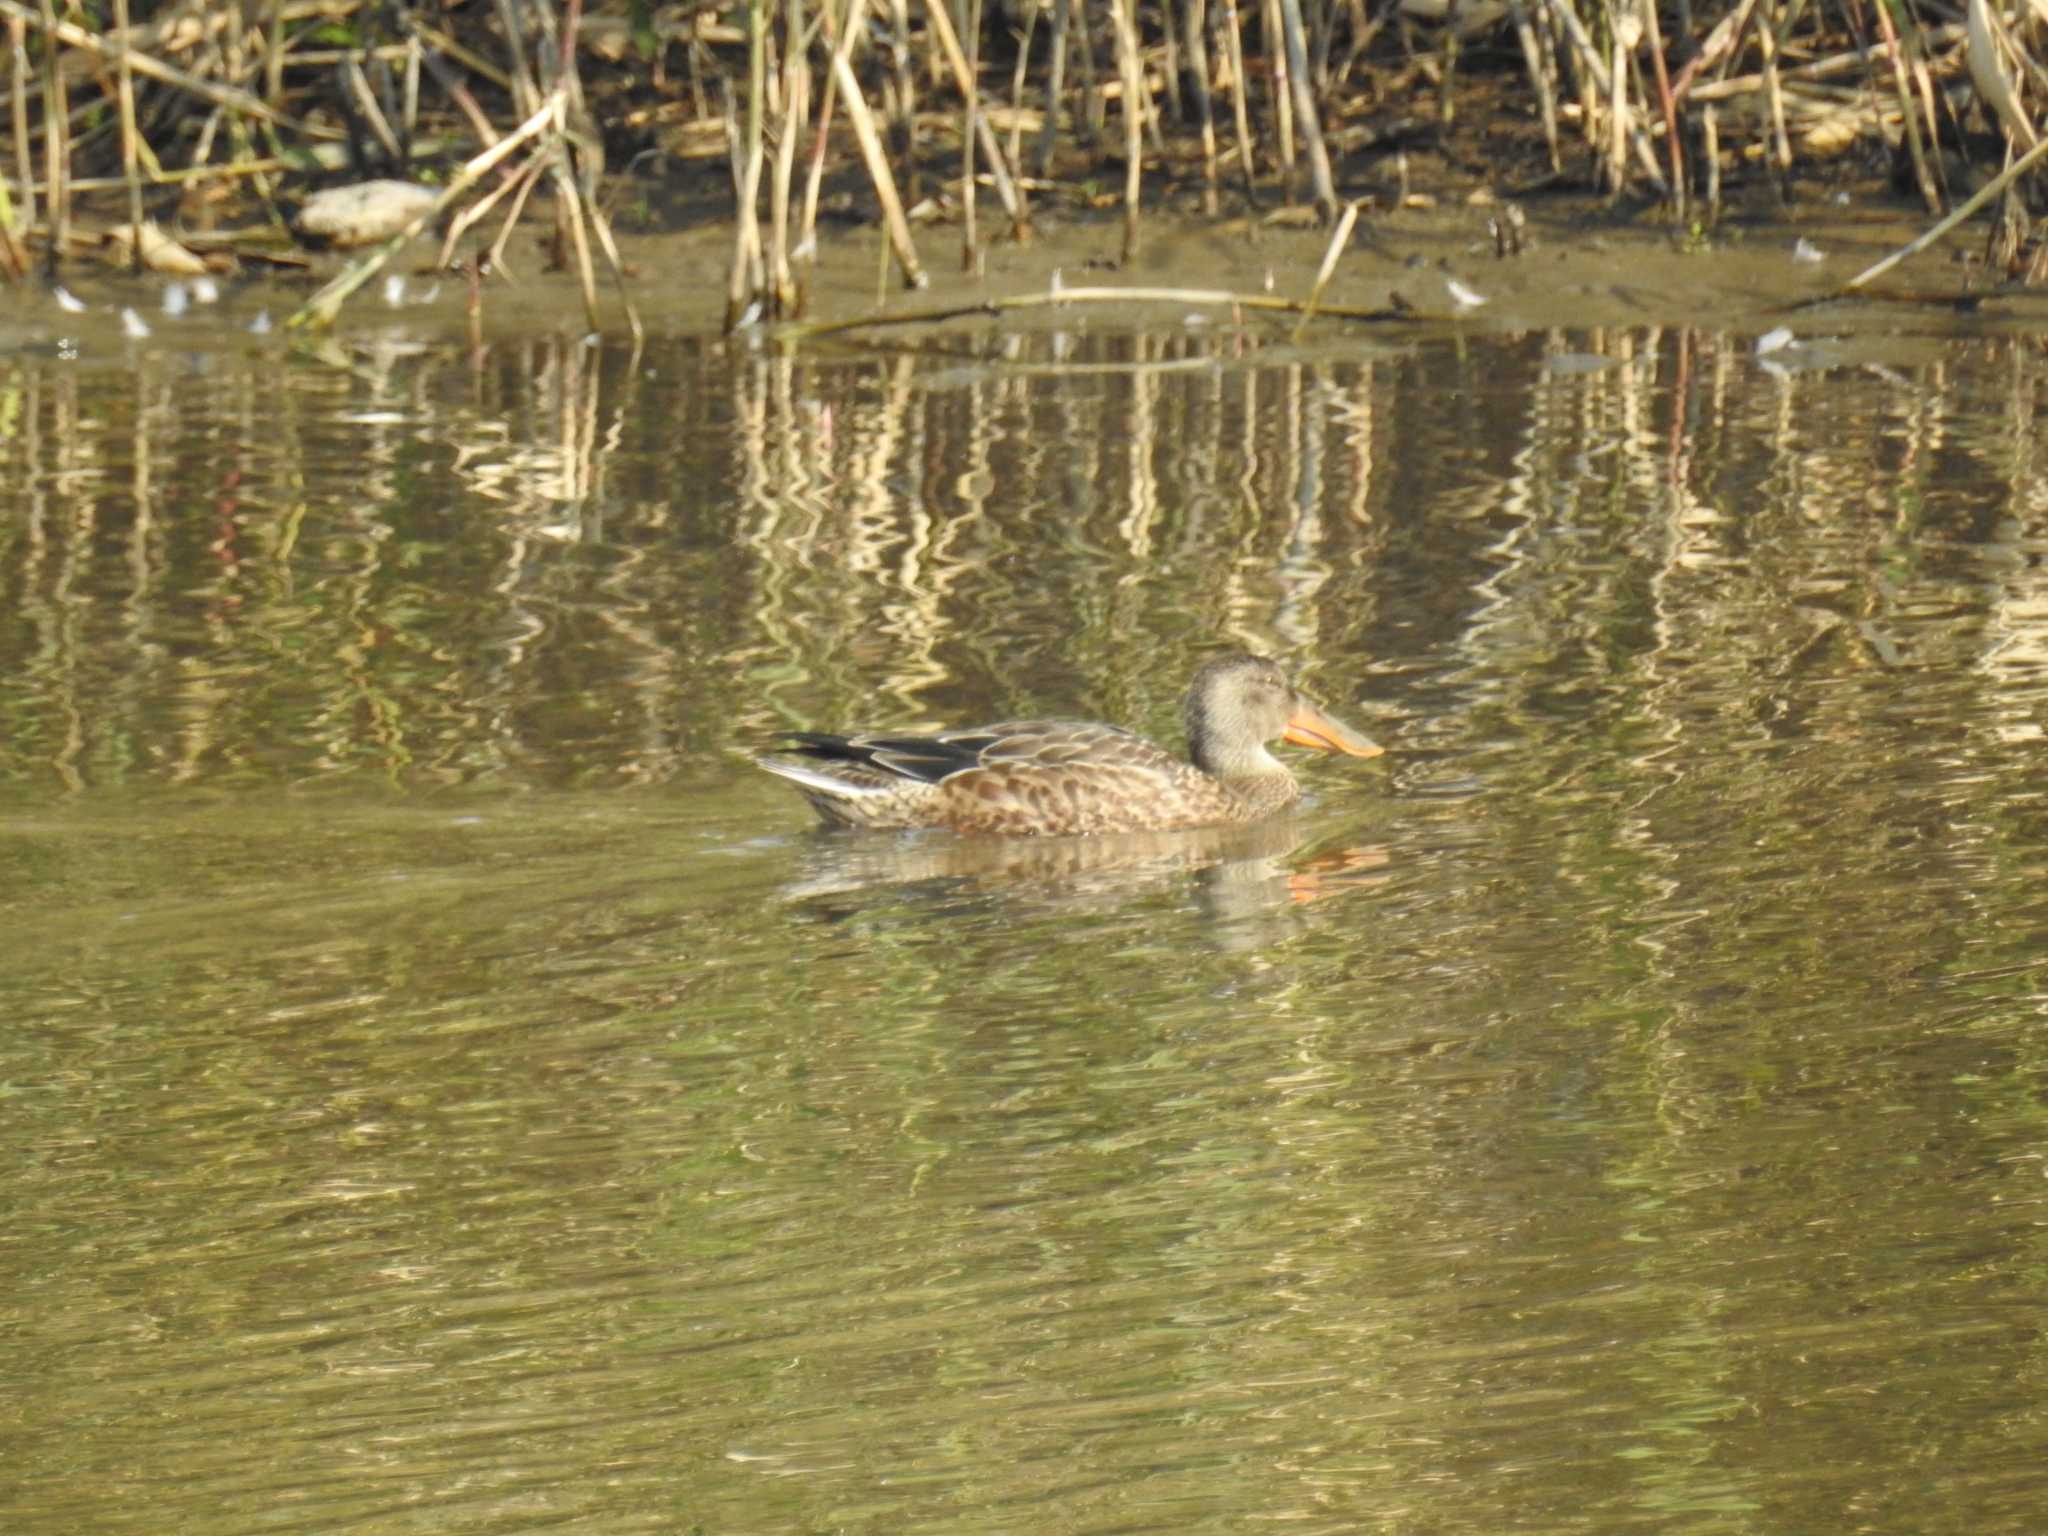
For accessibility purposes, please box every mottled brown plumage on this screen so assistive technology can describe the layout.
[757,653,1382,836]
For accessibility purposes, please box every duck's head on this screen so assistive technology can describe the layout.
[1184,653,1382,779]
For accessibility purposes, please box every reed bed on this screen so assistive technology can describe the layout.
[3,0,2047,324]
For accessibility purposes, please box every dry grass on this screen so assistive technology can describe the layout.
[4,0,2048,327]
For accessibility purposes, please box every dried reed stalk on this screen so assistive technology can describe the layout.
[35,0,65,266]
[768,0,809,311]
[1072,0,1104,145]
[884,0,917,191]
[961,0,980,269]
[6,14,31,235]
[1220,0,1258,199]
[265,0,285,105]
[1183,0,1221,212]
[1543,0,1666,190]
[1506,0,1561,174]
[1845,130,2048,291]
[921,0,1028,227]
[1035,0,1070,175]
[287,89,565,331]
[440,145,541,264]
[1276,0,1337,215]
[1701,103,1719,218]
[1871,0,1939,213]
[0,0,301,131]
[729,0,768,327]
[1112,0,1143,262]
[1005,1,1036,173]
[828,0,927,288]
[484,154,550,273]
[1264,0,1295,179]
[1293,198,1360,337]
[113,0,145,269]
[1607,18,1626,192]
[344,56,406,164]
[1757,6,1791,168]
[1638,0,1685,214]
[796,17,841,265]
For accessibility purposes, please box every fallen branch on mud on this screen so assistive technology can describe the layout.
[770,280,1413,341]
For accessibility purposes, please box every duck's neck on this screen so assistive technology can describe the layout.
[1190,732,1288,785]
[1205,759,1302,824]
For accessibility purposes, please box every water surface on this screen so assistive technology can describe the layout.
[4,301,2047,1533]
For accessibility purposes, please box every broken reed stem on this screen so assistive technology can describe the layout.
[829,0,926,288]
[485,151,550,274]
[1293,197,1360,339]
[441,141,546,262]
[287,89,565,331]
[1845,129,2048,290]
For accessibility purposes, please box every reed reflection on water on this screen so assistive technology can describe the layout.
[1,319,2047,1535]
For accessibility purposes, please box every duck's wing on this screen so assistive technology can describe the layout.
[935,721,1234,834]
[966,720,1184,774]
[777,719,1178,781]
[777,728,1003,785]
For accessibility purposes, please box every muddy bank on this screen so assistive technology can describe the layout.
[590,182,2004,346]
[10,170,2012,354]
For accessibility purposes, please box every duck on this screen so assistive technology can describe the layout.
[757,653,1382,836]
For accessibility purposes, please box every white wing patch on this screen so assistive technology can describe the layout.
[757,756,895,798]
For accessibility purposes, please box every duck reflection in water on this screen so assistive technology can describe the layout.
[777,817,1390,935]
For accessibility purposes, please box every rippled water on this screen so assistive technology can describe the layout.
[4,304,2048,1533]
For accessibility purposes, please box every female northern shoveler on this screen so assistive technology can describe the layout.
[757,653,1382,836]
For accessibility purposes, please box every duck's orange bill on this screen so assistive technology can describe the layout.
[1283,701,1385,758]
